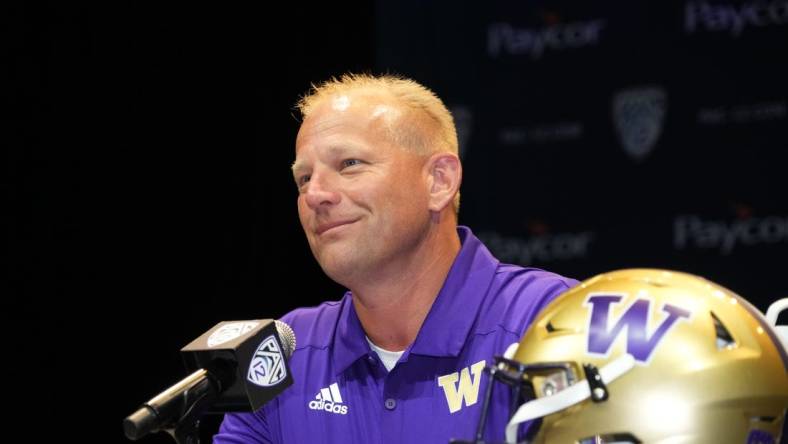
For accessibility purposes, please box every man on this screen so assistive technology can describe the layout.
[215,74,577,443]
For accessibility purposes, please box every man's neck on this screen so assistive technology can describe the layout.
[350,224,461,351]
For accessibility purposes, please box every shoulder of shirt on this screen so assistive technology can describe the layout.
[277,294,348,352]
[479,264,580,338]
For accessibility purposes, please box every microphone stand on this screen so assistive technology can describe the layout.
[125,319,295,443]
[124,367,223,444]
[165,376,217,444]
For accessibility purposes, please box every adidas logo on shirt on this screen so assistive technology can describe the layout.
[308,382,349,415]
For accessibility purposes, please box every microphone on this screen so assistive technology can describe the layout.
[124,319,296,441]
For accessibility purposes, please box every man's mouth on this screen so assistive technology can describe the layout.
[315,218,359,235]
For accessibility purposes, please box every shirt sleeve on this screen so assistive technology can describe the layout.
[213,409,273,444]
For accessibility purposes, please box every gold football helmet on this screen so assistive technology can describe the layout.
[485,269,788,444]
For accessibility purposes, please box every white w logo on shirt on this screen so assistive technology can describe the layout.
[437,360,486,413]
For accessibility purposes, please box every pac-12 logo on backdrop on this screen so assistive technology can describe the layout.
[612,86,667,162]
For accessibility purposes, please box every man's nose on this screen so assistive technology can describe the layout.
[303,172,340,209]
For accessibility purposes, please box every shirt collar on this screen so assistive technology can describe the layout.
[408,226,499,357]
[331,226,500,374]
[332,293,370,375]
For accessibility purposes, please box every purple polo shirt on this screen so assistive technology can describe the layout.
[215,226,577,443]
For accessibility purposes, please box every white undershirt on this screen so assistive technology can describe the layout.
[366,337,404,372]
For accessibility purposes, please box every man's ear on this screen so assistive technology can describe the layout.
[426,152,462,213]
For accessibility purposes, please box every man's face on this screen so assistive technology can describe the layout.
[293,93,432,286]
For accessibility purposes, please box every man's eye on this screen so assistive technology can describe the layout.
[342,159,361,168]
[298,175,311,186]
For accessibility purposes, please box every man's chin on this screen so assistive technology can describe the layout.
[316,252,363,286]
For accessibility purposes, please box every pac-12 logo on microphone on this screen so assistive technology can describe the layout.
[247,335,287,387]
[208,321,259,348]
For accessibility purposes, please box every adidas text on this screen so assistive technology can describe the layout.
[308,383,349,415]
[308,399,348,415]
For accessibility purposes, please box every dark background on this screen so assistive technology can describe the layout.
[6,2,369,442]
[5,1,787,443]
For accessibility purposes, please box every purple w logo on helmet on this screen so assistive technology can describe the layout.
[584,294,692,363]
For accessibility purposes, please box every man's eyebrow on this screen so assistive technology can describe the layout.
[291,159,305,175]
[291,145,360,174]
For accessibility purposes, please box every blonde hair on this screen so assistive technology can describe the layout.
[297,73,461,213]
